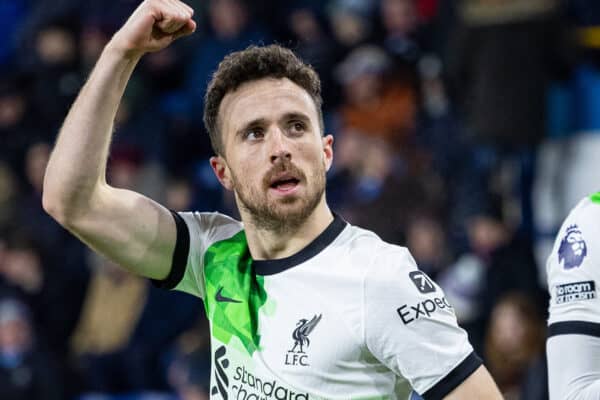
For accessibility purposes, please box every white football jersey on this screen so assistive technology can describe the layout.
[155,212,481,399]
[546,193,600,399]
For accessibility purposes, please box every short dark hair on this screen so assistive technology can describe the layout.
[203,44,323,156]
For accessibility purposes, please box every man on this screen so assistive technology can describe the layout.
[42,0,502,398]
[546,192,600,399]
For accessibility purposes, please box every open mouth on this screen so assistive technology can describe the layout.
[270,177,300,191]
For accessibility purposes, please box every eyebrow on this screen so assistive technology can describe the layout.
[281,112,311,124]
[235,117,269,138]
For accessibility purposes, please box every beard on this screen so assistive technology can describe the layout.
[231,159,326,234]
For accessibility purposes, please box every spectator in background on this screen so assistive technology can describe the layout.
[327,0,374,55]
[336,45,418,153]
[18,142,76,254]
[485,293,547,400]
[404,214,450,280]
[0,74,41,175]
[378,0,421,64]
[446,0,568,239]
[0,0,31,71]
[438,193,546,354]
[70,251,148,393]
[0,228,87,395]
[28,19,83,133]
[167,319,211,400]
[0,164,19,233]
[186,0,270,113]
[329,44,445,243]
[285,4,339,109]
[0,297,61,400]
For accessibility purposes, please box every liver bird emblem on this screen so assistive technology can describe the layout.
[290,314,322,353]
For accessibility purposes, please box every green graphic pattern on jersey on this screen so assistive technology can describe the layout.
[591,192,600,204]
[203,230,267,355]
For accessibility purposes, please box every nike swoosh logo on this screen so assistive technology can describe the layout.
[215,287,242,303]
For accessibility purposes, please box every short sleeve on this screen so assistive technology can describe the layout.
[547,333,600,399]
[546,196,600,399]
[152,211,242,299]
[547,197,600,329]
[364,246,481,399]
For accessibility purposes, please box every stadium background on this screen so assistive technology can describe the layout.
[0,0,599,399]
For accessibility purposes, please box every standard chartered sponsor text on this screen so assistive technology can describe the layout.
[232,366,310,400]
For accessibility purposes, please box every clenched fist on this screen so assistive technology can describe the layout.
[109,0,196,58]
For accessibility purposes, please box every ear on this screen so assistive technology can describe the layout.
[322,134,334,171]
[210,155,234,191]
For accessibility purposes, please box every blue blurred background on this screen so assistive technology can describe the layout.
[1,0,600,399]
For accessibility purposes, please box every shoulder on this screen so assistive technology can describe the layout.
[339,224,430,294]
[547,195,600,274]
[547,194,600,325]
[178,211,243,243]
[338,223,417,272]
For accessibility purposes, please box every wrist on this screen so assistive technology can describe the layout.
[104,37,145,62]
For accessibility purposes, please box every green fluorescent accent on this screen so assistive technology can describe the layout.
[203,230,267,356]
[591,192,600,204]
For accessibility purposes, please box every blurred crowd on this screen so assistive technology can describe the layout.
[1,0,600,399]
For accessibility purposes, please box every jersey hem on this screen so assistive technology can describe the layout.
[151,210,190,289]
[420,351,482,400]
[548,320,600,338]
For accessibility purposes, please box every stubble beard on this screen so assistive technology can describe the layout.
[232,161,326,234]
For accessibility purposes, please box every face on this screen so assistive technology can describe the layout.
[211,78,333,232]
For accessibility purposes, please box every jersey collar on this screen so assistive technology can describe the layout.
[253,214,347,276]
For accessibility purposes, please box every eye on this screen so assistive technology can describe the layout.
[244,128,264,141]
[288,120,306,135]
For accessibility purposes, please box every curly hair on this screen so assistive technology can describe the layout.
[203,44,323,156]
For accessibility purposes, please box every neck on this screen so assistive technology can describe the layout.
[242,199,334,260]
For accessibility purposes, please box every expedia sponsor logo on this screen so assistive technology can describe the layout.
[397,297,452,325]
[232,366,310,400]
[555,281,596,304]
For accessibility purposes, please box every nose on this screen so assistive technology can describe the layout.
[268,127,292,164]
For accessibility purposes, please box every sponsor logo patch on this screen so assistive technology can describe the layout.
[409,271,436,294]
[555,281,596,304]
[558,225,588,270]
[215,347,312,399]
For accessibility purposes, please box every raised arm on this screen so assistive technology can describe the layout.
[42,0,196,279]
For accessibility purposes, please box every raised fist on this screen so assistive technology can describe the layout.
[109,0,196,58]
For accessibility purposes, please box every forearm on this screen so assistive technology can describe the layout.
[43,44,141,221]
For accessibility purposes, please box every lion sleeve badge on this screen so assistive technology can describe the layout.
[558,225,588,270]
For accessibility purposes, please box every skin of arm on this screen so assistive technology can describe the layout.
[42,0,196,279]
[443,365,504,400]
